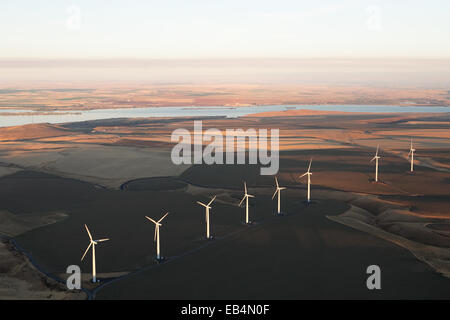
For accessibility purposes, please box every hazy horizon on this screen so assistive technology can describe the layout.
[1,58,450,87]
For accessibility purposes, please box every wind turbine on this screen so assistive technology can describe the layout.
[239,182,255,224]
[370,145,381,182]
[272,176,286,215]
[145,212,169,261]
[197,195,216,239]
[299,158,312,203]
[81,224,109,283]
[408,139,416,172]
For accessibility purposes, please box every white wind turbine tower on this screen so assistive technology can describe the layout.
[299,158,312,203]
[145,212,169,261]
[408,139,416,172]
[239,182,255,224]
[272,177,286,215]
[197,195,216,239]
[371,145,381,182]
[81,224,109,283]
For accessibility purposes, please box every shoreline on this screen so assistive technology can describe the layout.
[1,105,449,129]
[0,235,87,300]
[1,103,449,114]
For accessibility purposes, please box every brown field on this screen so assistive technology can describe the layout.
[0,108,449,299]
[0,84,449,112]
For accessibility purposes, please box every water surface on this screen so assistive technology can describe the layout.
[0,104,448,127]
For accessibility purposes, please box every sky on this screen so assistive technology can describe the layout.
[0,1,449,86]
[1,0,450,60]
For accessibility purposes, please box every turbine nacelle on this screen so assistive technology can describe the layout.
[197,202,211,209]
[90,238,109,246]
[408,138,416,172]
[371,145,381,182]
[299,171,312,178]
[409,140,416,156]
[197,195,216,210]
[239,182,255,207]
[197,196,216,239]
[272,177,287,199]
[240,182,255,224]
[371,145,380,162]
[299,158,313,179]
[145,212,169,226]
[81,224,109,261]
[80,224,109,284]
[145,212,169,242]
[145,212,169,262]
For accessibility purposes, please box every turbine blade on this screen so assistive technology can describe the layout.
[145,216,157,224]
[244,182,247,194]
[376,144,379,156]
[272,189,278,199]
[280,187,287,190]
[197,201,208,208]
[158,212,169,223]
[308,158,312,172]
[81,242,92,261]
[96,238,109,242]
[275,177,279,188]
[247,194,255,198]
[154,227,157,242]
[299,172,307,178]
[238,196,246,207]
[207,195,216,206]
[84,224,93,241]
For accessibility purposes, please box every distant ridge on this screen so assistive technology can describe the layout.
[0,123,74,141]
[244,109,356,118]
